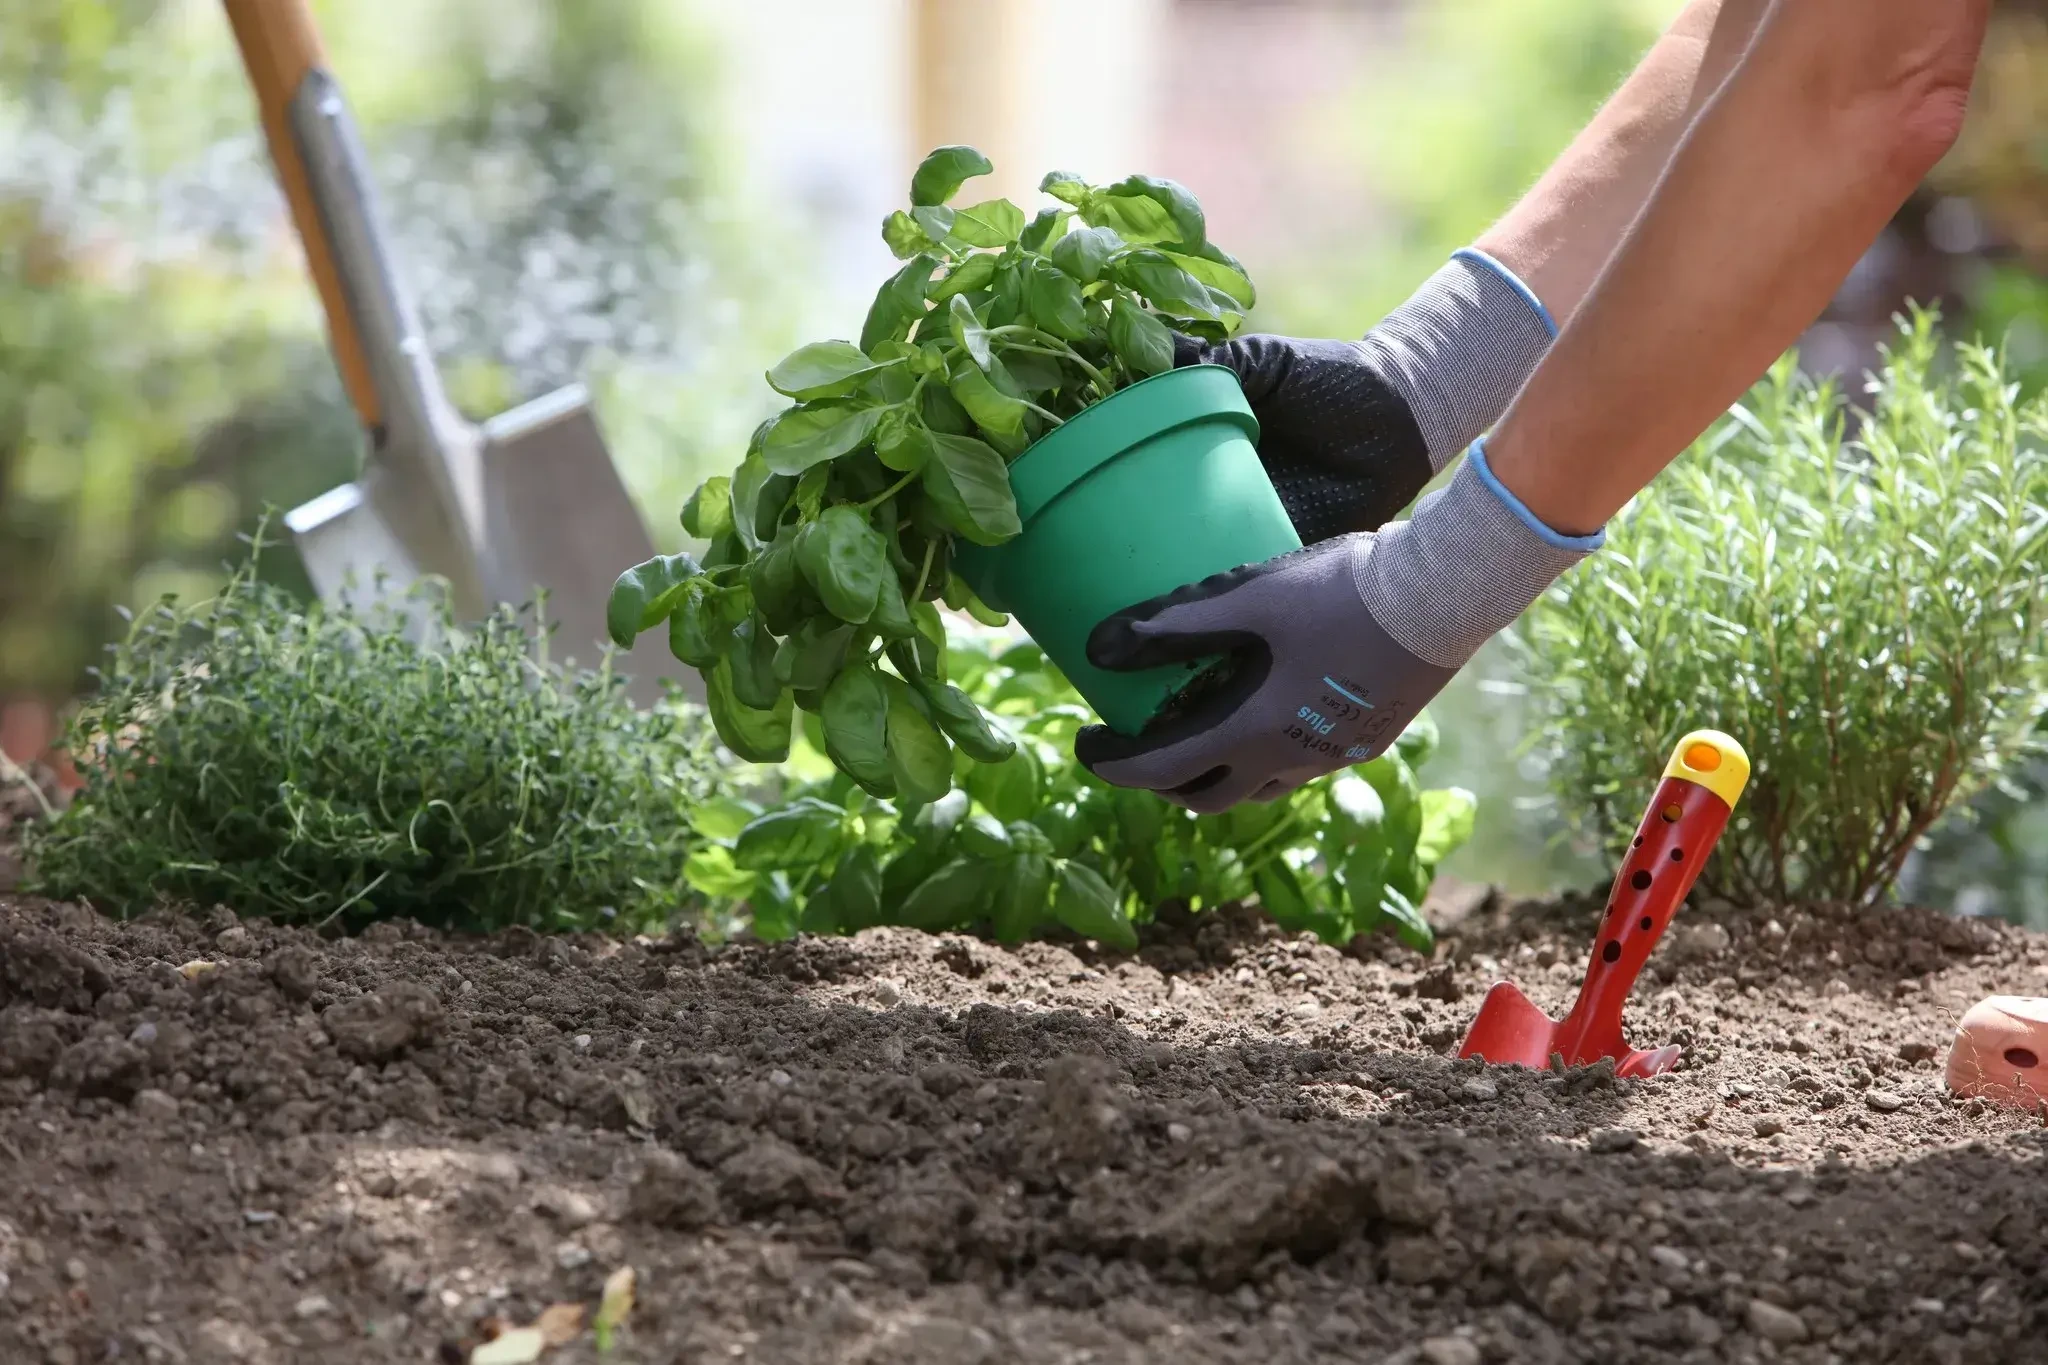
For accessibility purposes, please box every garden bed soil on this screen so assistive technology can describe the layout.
[2,849,2045,1363]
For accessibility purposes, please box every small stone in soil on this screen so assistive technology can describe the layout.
[1899,1041,1939,1063]
[132,1088,179,1121]
[1459,1080,1498,1103]
[293,1294,334,1320]
[1754,1116,1786,1138]
[1166,1122,1192,1143]
[1866,1089,1907,1113]
[555,1243,593,1271]
[1746,1300,1808,1344]
[1419,1338,1481,1365]
[1650,1246,1689,1272]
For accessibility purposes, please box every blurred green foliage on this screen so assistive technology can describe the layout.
[1263,0,1677,335]
[0,0,797,704]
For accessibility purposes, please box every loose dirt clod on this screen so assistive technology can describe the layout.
[2,889,2045,1363]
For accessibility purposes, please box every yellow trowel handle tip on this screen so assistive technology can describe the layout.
[1661,729,1750,811]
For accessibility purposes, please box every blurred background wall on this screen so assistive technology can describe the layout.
[6,0,2047,916]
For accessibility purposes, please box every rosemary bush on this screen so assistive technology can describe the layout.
[1518,312,2048,905]
[25,547,723,933]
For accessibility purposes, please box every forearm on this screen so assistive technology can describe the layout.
[1485,0,1990,537]
[1477,0,1770,325]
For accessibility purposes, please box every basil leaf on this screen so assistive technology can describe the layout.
[966,743,1043,823]
[772,618,856,693]
[958,811,1012,859]
[861,253,940,351]
[797,505,890,624]
[1114,249,1222,321]
[1038,170,1091,207]
[767,341,905,401]
[727,614,784,712]
[923,683,1016,764]
[874,407,931,474]
[928,252,998,303]
[882,674,955,805]
[863,563,911,636]
[951,198,1026,247]
[1108,298,1174,377]
[1395,708,1441,770]
[882,209,938,259]
[734,797,846,871]
[896,857,994,931]
[688,795,763,843]
[949,361,1029,451]
[1377,885,1435,956]
[1025,258,1091,342]
[667,580,723,667]
[760,405,883,476]
[1050,225,1121,284]
[1088,174,1205,248]
[604,553,700,647]
[729,452,775,550]
[680,476,732,539]
[1048,859,1136,951]
[996,349,1064,395]
[910,144,993,207]
[1163,245,1255,309]
[821,663,895,798]
[684,844,758,900]
[948,294,993,369]
[922,433,1021,546]
[746,535,806,635]
[1019,206,1071,252]
[706,654,792,764]
[818,845,884,933]
[911,204,956,242]
[1362,752,1424,856]
[992,851,1054,943]
[1415,787,1479,873]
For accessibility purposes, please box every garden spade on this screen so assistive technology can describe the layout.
[1458,730,1750,1078]
[223,0,695,705]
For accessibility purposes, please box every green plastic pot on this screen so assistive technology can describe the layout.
[953,364,1301,736]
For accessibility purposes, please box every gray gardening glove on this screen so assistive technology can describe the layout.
[1180,248,1558,542]
[1074,442,1603,813]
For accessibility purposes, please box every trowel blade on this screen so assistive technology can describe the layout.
[282,481,438,638]
[479,384,702,707]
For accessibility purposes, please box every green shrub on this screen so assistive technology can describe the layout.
[1518,311,2048,906]
[684,626,1477,954]
[24,543,724,933]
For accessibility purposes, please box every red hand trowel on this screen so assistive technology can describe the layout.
[1459,729,1750,1078]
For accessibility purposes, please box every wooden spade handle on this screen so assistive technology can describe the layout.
[222,0,380,430]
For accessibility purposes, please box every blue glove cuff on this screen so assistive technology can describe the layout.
[1465,438,1606,552]
[1450,247,1558,339]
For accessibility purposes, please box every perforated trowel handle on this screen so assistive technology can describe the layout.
[223,0,382,431]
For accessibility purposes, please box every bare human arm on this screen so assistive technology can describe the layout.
[1485,0,1993,536]
[1477,0,1773,324]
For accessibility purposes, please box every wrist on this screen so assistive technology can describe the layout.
[1355,441,1602,670]
[1358,249,1558,475]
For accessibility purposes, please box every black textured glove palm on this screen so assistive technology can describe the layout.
[1172,334,1435,542]
[1174,247,1558,544]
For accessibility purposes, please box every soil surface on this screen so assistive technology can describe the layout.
[3,816,2047,1364]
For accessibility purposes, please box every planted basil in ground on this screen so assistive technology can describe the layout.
[607,147,1254,798]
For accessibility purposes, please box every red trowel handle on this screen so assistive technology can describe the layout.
[1552,731,1750,1061]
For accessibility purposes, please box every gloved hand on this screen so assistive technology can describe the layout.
[1179,248,1557,543]
[1073,441,1602,813]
